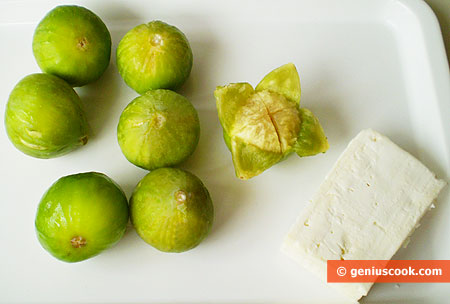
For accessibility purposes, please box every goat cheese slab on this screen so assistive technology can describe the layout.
[281,129,446,302]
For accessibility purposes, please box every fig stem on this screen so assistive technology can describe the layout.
[79,135,88,145]
[77,37,89,51]
[71,236,87,248]
[174,190,187,204]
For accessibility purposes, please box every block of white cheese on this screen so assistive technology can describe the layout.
[281,129,446,302]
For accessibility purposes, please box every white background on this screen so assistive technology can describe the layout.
[0,0,449,303]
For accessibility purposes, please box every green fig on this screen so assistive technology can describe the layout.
[117,21,193,94]
[35,172,129,263]
[214,63,328,179]
[117,89,200,170]
[5,73,89,158]
[130,168,214,253]
[33,5,111,87]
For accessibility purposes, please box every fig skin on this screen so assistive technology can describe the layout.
[294,108,329,157]
[4,73,89,159]
[35,172,129,263]
[256,62,301,105]
[117,89,200,170]
[33,5,111,87]
[116,20,193,94]
[130,168,214,253]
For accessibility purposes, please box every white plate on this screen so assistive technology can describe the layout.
[0,0,449,303]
